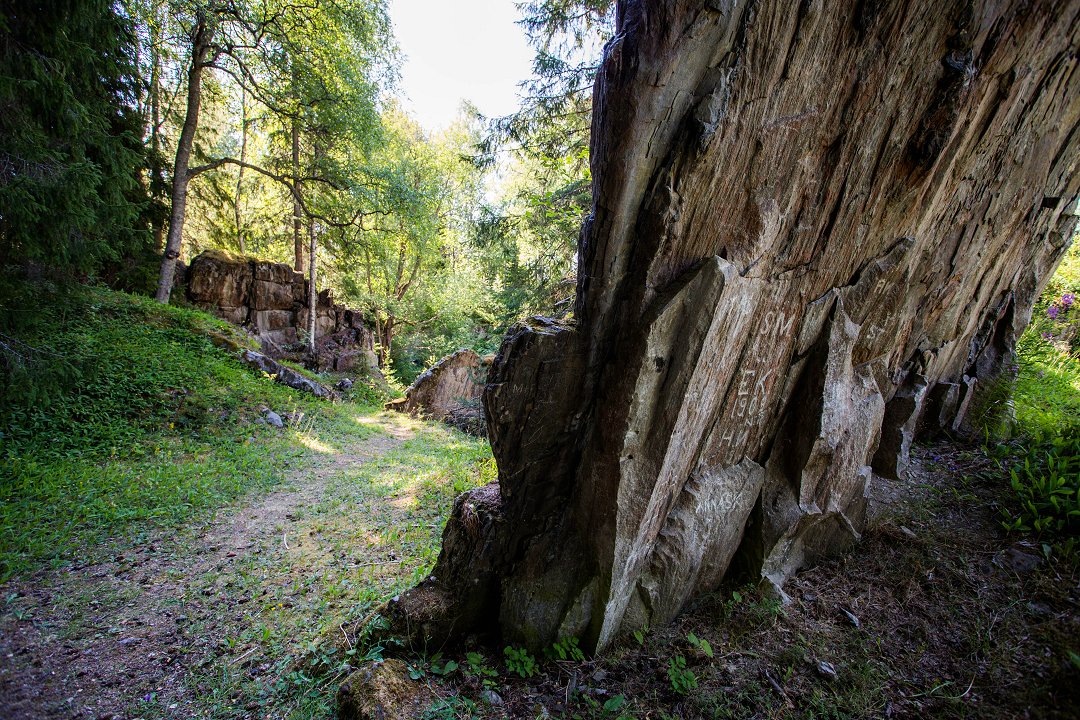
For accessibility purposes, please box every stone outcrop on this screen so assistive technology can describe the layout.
[238,350,338,399]
[185,249,378,373]
[385,350,490,435]
[390,0,1080,655]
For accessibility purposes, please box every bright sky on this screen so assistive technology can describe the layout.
[386,0,535,132]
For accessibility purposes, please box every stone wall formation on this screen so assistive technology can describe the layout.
[184,249,379,375]
[184,0,1080,658]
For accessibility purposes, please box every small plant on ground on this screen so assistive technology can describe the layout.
[667,654,698,695]
[686,631,714,658]
[995,246,1080,558]
[504,645,539,678]
[999,428,1080,547]
[423,695,477,719]
[407,652,459,680]
[465,650,499,688]
[602,693,629,714]
[545,635,586,661]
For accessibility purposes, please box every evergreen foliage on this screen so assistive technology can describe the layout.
[471,1,615,327]
[0,0,150,271]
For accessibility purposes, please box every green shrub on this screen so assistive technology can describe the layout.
[1033,242,1079,353]
[1002,241,1080,553]
[1000,429,1080,540]
[667,655,697,695]
[504,645,538,678]
[0,281,271,455]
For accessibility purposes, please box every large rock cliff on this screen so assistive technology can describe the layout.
[390,0,1080,654]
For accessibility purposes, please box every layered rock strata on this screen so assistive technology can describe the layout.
[185,249,378,373]
[391,0,1080,654]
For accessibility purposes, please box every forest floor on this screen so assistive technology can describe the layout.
[0,408,494,720]
[2,413,1077,719]
[410,440,1079,720]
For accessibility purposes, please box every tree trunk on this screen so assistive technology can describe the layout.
[307,217,317,356]
[292,120,304,273]
[154,13,214,303]
[235,83,247,254]
[149,13,165,253]
[379,317,394,368]
[393,0,1080,654]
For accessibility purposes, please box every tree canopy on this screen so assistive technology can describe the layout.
[0,0,614,384]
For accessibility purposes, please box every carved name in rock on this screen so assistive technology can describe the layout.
[185,249,379,373]
[386,0,1080,656]
[385,349,490,435]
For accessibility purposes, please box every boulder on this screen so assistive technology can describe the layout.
[386,350,489,433]
[333,349,379,374]
[251,309,295,333]
[337,659,431,720]
[259,328,299,353]
[252,259,295,285]
[238,350,338,400]
[394,0,1080,654]
[297,307,338,340]
[216,306,249,326]
[186,250,379,373]
[251,279,295,311]
[342,309,367,330]
[187,249,251,309]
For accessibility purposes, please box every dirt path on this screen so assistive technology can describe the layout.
[6,429,1076,720]
[0,414,417,720]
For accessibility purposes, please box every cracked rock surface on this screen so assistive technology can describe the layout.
[393,0,1080,653]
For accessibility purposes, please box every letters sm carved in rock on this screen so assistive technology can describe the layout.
[385,0,1080,654]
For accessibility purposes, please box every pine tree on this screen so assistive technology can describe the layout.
[0,0,150,272]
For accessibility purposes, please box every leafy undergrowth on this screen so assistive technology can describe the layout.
[981,245,1080,555]
[2,279,1078,720]
[398,444,1078,720]
[0,280,377,579]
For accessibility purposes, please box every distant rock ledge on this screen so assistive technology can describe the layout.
[183,249,379,376]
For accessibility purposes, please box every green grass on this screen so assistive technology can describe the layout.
[997,240,1080,550]
[1014,240,1080,431]
[0,278,497,719]
[0,280,371,579]
[166,423,494,719]
[1014,323,1080,439]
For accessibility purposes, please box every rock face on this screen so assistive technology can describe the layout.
[394,0,1080,654]
[238,350,338,399]
[385,350,489,435]
[186,249,378,372]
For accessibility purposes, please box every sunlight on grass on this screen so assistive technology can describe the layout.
[391,492,418,510]
[351,411,424,435]
[158,422,496,719]
[295,432,338,454]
